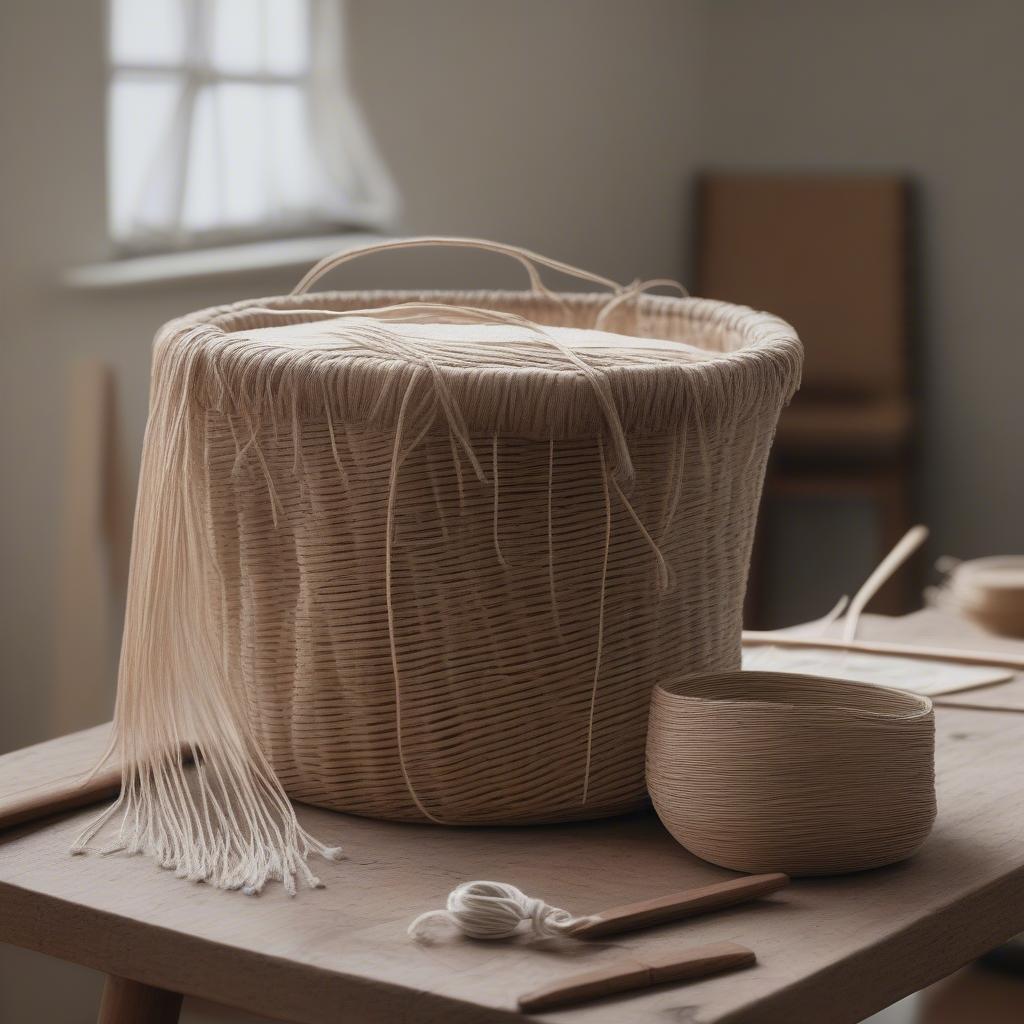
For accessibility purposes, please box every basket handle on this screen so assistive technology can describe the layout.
[290,236,623,298]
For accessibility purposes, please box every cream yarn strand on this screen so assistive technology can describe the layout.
[291,236,622,299]
[546,439,564,644]
[72,325,342,893]
[384,368,450,825]
[581,436,613,804]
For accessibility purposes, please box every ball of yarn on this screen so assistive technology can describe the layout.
[407,880,596,941]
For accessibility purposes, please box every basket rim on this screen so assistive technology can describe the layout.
[159,289,803,440]
[172,288,801,363]
[653,670,933,721]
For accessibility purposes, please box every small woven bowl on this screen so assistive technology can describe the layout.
[646,671,936,876]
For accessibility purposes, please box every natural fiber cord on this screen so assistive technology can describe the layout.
[74,238,801,892]
[647,671,936,876]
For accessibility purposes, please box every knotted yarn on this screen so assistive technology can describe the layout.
[407,880,596,940]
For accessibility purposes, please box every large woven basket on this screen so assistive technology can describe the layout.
[81,239,801,892]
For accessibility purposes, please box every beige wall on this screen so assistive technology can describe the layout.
[700,0,1024,559]
[348,0,705,284]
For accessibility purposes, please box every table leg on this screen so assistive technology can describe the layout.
[97,975,183,1024]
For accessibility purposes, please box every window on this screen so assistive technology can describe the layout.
[107,0,396,252]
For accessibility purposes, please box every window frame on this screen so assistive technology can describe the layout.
[104,0,389,256]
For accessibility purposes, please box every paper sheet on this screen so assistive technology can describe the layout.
[741,644,1012,697]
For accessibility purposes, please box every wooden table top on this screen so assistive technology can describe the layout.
[1,611,1023,1024]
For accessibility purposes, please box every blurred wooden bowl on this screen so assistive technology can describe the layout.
[646,671,936,876]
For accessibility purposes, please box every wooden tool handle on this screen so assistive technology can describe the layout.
[0,731,198,834]
[518,942,755,1012]
[0,763,123,832]
[570,872,789,939]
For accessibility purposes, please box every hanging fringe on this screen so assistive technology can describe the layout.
[74,308,676,889]
[72,325,342,893]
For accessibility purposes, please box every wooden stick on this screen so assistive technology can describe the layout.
[570,873,789,939]
[0,763,122,832]
[843,525,928,642]
[0,745,192,833]
[933,698,1024,714]
[742,631,1024,671]
[518,942,755,1012]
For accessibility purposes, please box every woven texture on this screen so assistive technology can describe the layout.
[200,291,799,824]
[647,671,936,876]
[76,240,802,891]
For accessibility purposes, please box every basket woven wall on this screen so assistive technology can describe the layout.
[647,671,936,875]
[79,240,802,892]
[194,288,800,824]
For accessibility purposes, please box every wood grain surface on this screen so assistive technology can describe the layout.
[1,613,1023,1024]
[0,725,120,831]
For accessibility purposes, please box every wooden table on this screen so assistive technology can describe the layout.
[2,611,1023,1024]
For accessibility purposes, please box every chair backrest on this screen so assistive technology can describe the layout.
[697,174,908,399]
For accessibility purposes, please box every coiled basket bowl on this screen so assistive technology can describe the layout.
[647,670,936,875]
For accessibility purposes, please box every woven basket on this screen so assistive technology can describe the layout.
[647,671,936,876]
[81,239,801,892]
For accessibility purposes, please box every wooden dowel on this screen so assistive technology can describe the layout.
[933,698,1024,714]
[518,942,755,1012]
[0,746,192,833]
[742,631,1024,671]
[842,525,929,643]
[97,975,182,1024]
[0,764,122,832]
[570,873,789,939]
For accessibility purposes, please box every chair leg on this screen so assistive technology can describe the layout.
[97,975,182,1024]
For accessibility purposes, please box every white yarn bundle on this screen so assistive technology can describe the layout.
[407,881,596,941]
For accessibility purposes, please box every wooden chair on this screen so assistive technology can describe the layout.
[696,174,916,626]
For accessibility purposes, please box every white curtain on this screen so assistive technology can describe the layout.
[108,0,397,250]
